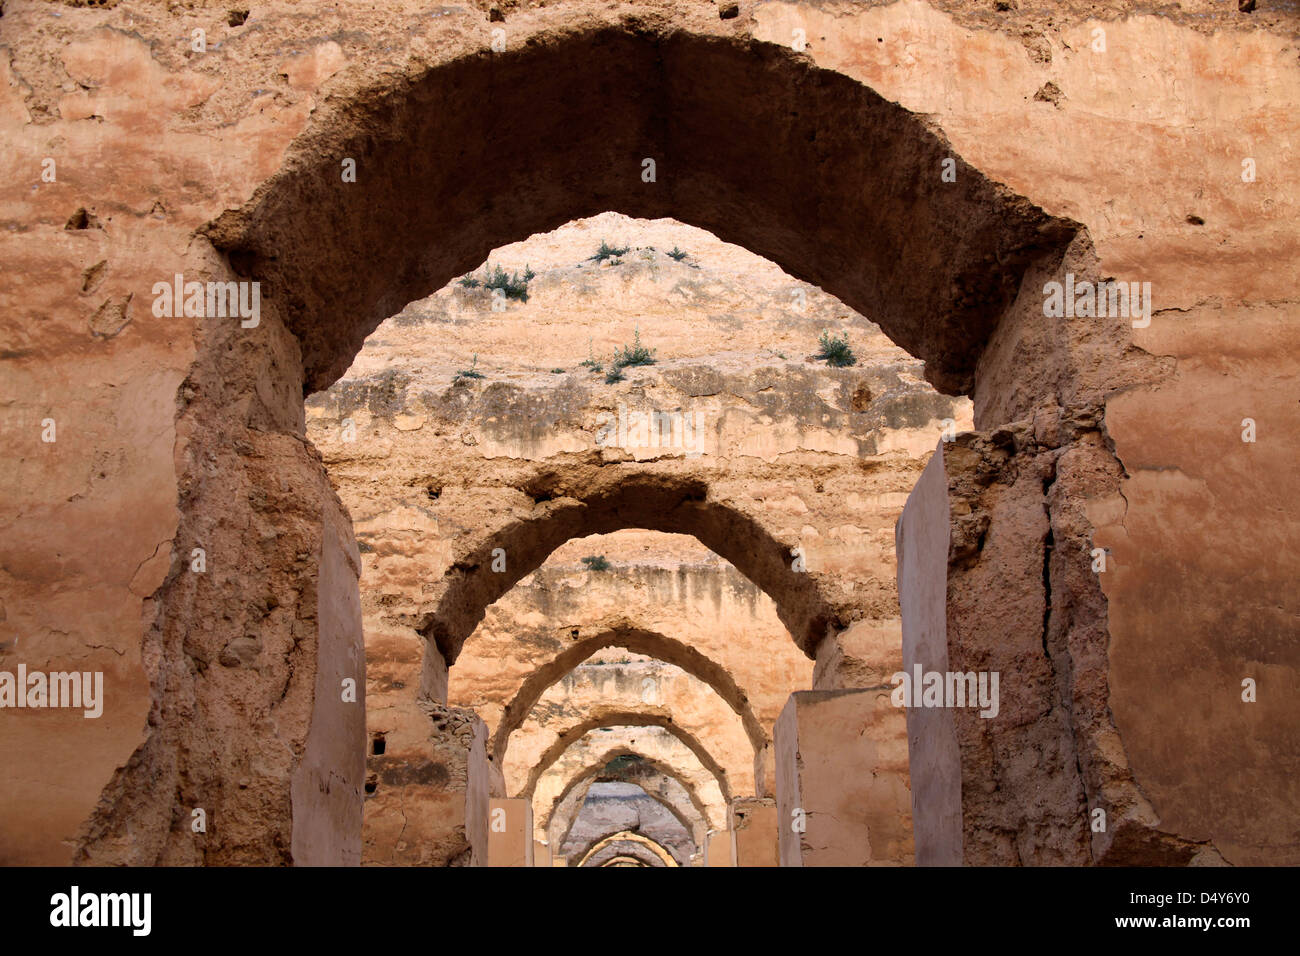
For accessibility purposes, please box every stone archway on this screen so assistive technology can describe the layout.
[505,656,756,795]
[534,730,726,839]
[546,752,710,854]
[492,626,766,766]
[4,0,1293,872]
[73,10,1130,868]
[561,783,696,866]
[588,845,664,868]
[522,712,733,803]
[203,27,1074,398]
[416,471,847,678]
[578,830,678,868]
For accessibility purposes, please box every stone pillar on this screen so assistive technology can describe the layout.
[289,503,367,865]
[533,840,551,868]
[775,689,912,866]
[754,742,776,798]
[419,640,449,705]
[362,703,489,866]
[465,723,490,866]
[487,797,533,867]
[895,450,963,865]
[704,827,733,867]
[812,618,903,691]
[729,797,778,867]
[896,431,1101,865]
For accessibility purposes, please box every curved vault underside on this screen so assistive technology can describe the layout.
[204,26,1077,398]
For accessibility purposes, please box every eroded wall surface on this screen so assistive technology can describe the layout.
[309,215,958,862]
[0,0,1295,864]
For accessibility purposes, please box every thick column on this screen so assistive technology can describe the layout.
[895,450,963,865]
[289,503,367,865]
[754,742,776,798]
[775,689,911,866]
[465,723,490,866]
[729,797,778,867]
[361,703,489,866]
[488,797,533,867]
[896,429,1107,865]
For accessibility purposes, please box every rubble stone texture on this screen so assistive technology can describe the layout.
[0,0,1295,868]
[315,213,955,862]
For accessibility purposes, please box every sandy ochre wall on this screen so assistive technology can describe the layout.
[0,0,1296,865]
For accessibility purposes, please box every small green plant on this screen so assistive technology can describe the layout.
[461,263,534,300]
[551,367,566,374]
[579,338,602,372]
[581,555,612,572]
[589,240,629,264]
[604,366,625,384]
[484,263,534,301]
[455,354,485,380]
[667,246,689,262]
[815,330,857,367]
[612,328,655,369]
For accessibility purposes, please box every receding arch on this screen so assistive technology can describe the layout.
[589,845,662,868]
[507,653,755,794]
[546,751,709,852]
[579,830,678,868]
[554,781,699,864]
[532,725,728,836]
[417,471,842,667]
[184,8,1090,869]
[204,23,1075,398]
[491,625,767,763]
[201,16,1080,684]
[521,711,732,802]
[562,783,696,866]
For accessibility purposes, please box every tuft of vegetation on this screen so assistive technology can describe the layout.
[581,555,612,572]
[815,330,857,367]
[459,263,535,301]
[601,328,655,384]
[579,337,603,373]
[611,327,656,370]
[454,354,485,381]
[485,263,535,301]
[551,368,566,374]
[667,246,689,262]
[588,240,630,264]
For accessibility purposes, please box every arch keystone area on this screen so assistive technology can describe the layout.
[521,711,733,803]
[203,27,1076,396]
[417,470,848,666]
[492,624,767,761]
[547,751,711,850]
